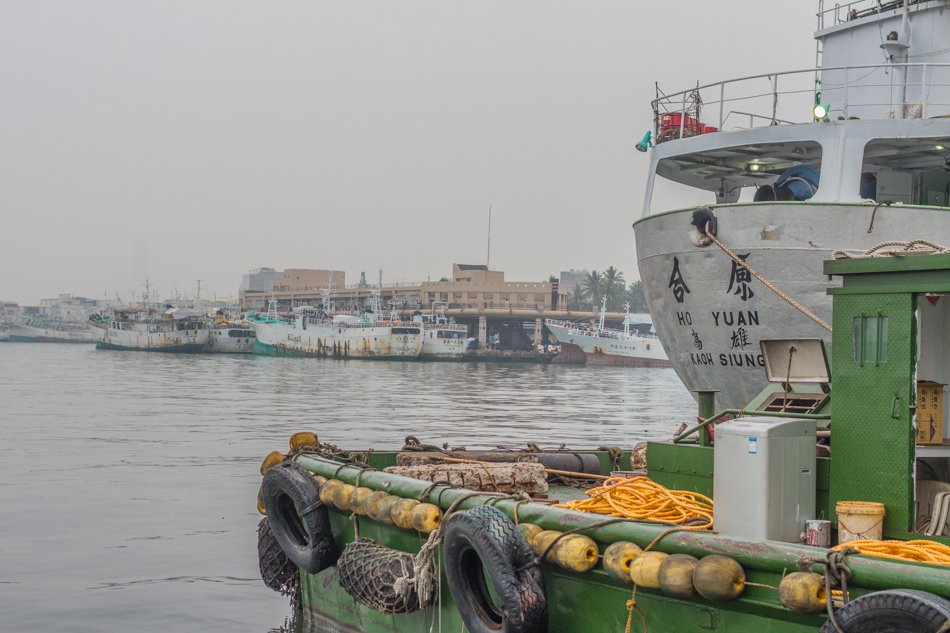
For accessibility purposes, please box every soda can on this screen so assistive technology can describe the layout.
[805,519,832,547]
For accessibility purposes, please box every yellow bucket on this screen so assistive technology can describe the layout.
[836,501,885,543]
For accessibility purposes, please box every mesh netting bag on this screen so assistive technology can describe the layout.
[337,538,434,614]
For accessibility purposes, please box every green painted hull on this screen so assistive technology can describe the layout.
[285,453,950,633]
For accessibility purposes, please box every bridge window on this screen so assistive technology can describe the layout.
[860,137,950,206]
[650,141,823,213]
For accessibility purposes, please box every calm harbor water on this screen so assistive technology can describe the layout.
[0,343,693,632]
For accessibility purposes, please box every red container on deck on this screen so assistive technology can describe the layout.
[659,113,716,135]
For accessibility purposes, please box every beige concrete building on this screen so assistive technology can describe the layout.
[240,264,562,314]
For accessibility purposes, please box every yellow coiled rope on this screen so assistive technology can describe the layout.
[554,476,714,530]
[833,539,950,566]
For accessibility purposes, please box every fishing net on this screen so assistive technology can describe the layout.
[337,538,437,614]
[257,517,300,602]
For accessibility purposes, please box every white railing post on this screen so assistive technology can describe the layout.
[843,66,848,119]
[771,74,779,124]
[719,82,725,129]
[921,63,929,119]
[679,93,686,139]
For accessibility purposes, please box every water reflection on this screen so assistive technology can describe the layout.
[0,343,693,632]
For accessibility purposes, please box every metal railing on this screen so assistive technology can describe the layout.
[652,62,950,141]
[817,0,919,30]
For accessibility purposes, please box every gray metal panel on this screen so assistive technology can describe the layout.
[760,339,830,384]
[714,417,816,543]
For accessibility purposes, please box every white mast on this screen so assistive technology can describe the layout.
[598,295,607,333]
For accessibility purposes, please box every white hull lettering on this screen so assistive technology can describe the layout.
[676,311,693,326]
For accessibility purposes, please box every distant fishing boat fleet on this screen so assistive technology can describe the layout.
[1,282,670,364]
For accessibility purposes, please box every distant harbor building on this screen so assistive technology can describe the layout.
[241,267,278,293]
[0,301,18,320]
[558,269,589,299]
[39,294,100,320]
[239,264,561,315]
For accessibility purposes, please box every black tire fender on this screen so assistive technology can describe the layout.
[688,207,717,247]
[262,461,338,574]
[443,506,547,633]
[819,589,950,633]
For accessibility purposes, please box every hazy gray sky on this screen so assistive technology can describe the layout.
[1,1,816,304]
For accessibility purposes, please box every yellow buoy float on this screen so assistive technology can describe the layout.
[257,484,267,515]
[319,479,342,506]
[658,554,699,598]
[410,503,443,533]
[516,523,544,545]
[390,498,420,529]
[554,535,599,573]
[530,530,562,562]
[629,551,669,588]
[603,542,643,584]
[369,495,398,524]
[332,483,356,512]
[289,432,318,451]
[259,451,285,475]
[363,491,391,519]
[779,572,827,614]
[692,555,746,601]
[348,487,374,515]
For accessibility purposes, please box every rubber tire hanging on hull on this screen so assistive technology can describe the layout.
[257,517,297,592]
[443,506,547,633]
[818,589,950,633]
[261,461,338,574]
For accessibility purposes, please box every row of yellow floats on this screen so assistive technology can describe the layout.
[258,437,831,616]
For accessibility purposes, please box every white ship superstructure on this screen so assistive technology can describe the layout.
[634,1,950,409]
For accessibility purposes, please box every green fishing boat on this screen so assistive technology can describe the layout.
[256,248,950,633]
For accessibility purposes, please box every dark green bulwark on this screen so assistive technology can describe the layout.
[825,253,950,542]
[284,453,950,633]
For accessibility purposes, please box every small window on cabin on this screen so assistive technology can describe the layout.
[650,140,822,213]
[853,315,888,365]
[860,137,950,206]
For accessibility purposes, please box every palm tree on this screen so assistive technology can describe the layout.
[568,283,585,310]
[582,270,603,308]
[602,266,625,309]
[626,280,647,313]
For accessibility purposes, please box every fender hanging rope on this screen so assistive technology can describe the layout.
[702,227,832,333]
[831,239,950,260]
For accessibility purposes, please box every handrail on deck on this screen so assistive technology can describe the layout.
[817,0,922,30]
[672,409,832,444]
[652,62,950,138]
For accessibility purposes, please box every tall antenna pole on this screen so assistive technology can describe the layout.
[486,204,492,269]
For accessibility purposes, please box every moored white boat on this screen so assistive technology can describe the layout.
[546,298,670,367]
[251,304,423,360]
[206,322,256,354]
[89,307,208,352]
[633,0,950,409]
[414,309,469,360]
[6,317,94,343]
